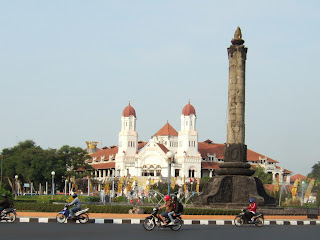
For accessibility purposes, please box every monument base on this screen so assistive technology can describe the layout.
[193,175,276,206]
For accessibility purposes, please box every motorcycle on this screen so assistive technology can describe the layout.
[0,208,17,223]
[56,204,89,224]
[234,209,264,227]
[143,207,183,231]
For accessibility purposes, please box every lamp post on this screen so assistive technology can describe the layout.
[0,155,4,186]
[15,175,18,199]
[301,181,306,206]
[51,171,55,200]
[166,151,174,196]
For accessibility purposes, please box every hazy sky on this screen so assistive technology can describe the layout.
[1,1,319,176]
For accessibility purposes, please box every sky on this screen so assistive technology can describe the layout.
[0,1,319,176]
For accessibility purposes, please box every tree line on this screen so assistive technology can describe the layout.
[0,140,92,193]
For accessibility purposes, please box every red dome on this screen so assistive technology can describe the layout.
[122,102,136,117]
[182,101,196,116]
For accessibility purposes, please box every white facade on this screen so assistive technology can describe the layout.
[114,102,202,181]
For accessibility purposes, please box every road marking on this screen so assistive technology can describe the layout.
[216,220,225,225]
[200,220,208,225]
[95,219,105,224]
[113,219,122,224]
[19,218,30,223]
[38,218,49,223]
[131,219,140,224]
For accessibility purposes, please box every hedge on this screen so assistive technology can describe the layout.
[13,202,239,215]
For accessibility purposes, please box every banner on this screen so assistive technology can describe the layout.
[104,179,110,194]
[304,179,315,200]
[274,178,279,192]
[291,179,299,198]
[196,178,200,193]
[171,176,175,190]
[145,185,149,197]
[183,176,188,194]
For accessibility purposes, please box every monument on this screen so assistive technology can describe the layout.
[195,27,275,206]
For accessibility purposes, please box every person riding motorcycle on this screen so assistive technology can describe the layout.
[68,193,81,219]
[158,195,173,225]
[167,195,179,225]
[0,194,10,215]
[245,198,257,222]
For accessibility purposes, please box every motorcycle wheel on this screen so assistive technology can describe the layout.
[143,218,155,231]
[254,217,264,227]
[170,219,183,231]
[56,213,67,223]
[5,212,16,223]
[234,216,244,227]
[78,213,89,224]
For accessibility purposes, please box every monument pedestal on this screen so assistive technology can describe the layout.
[193,175,275,206]
[194,144,276,206]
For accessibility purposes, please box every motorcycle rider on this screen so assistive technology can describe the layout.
[68,193,81,219]
[167,195,179,225]
[0,194,10,215]
[158,195,173,225]
[245,198,257,222]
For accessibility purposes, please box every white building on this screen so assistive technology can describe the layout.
[88,102,291,185]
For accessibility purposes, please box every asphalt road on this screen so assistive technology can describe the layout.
[1,223,319,240]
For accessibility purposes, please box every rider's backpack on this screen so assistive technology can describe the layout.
[177,201,184,213]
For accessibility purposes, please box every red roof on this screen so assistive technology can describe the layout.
[290,174,307,182]
[154,122,178,136]
[157,143,169,153]
[201,162,220,169]
[182,101,196,116]
[122,102,136,117]
[88,146,119,163]
[198,142,225,159]
[198,142,280,165]
[91,162,115,169]
[247,149,278,163]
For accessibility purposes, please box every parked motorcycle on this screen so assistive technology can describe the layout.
[56,204,89,224]
[234,209,264,227]
[0,208,17,223]
[143,207,183,231]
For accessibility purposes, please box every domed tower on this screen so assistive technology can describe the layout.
[117,102,138,157]
[177,101,199,156]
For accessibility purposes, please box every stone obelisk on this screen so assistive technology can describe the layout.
[216,26,253,176]
[194,27,275,206]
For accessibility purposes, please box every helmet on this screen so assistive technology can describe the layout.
[171,195,177,202]
[164,195,170,201]
[249,198,255,203]
[2,193,7,198]
[72,193,77,198]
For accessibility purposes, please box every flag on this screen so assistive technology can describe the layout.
[171,177,175,189]
[104,179,110,194]
[291,179,299,198]
[145,185,149,197]
[304,179,315,199]
[196,178,200,193]
[274,178,279,192]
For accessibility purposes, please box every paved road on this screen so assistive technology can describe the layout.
[1,223,319,240]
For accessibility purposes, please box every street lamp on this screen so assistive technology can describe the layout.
[15,175,18,199]
[301,181,306,206]
[166,151,174,196]
[0,155,4,186]
[51,171,55,199]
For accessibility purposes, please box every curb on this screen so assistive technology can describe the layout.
[12,218,320,225]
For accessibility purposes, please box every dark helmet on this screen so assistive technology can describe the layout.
[2,193,7,198]
[171,195,177,202]
[249,198,255,203]
[72,193,77,198]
